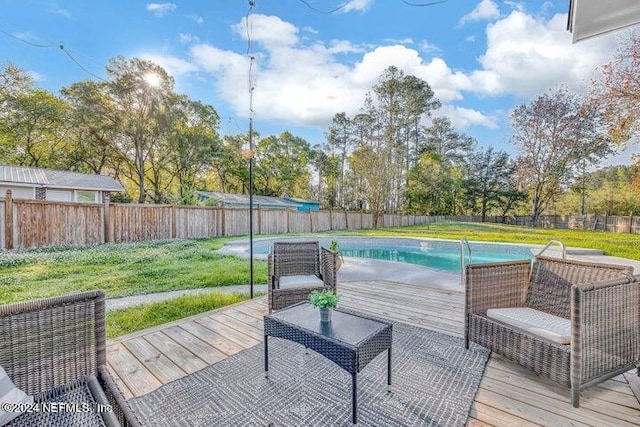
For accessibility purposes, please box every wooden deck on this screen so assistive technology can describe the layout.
[107,281,640,426]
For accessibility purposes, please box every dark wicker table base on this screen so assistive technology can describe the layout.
[264,303,393,425]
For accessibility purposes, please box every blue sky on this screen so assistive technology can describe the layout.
[0,0,637,163]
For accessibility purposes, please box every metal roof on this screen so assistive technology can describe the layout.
[197,191,302,208]
[0,165,124,191]
[568,0,640,42]
[283,196,319,205]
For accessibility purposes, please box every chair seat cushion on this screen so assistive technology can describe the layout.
[279,275,324,289]
[0,366,34,426]
[486,307,571,344]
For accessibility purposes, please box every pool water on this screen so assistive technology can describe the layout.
[253,238,534,274]
[339,244,531,273]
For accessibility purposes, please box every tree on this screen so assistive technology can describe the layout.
[61,80,119,174]
[348,145,393,226]
[589,31,640,153]
[464,147,518,221]
[326,112,351,207]
[105,56,175,203]
[254,131,312,197]
[167,96,221,204]
[1,88,68,168]
[510,87,611,225]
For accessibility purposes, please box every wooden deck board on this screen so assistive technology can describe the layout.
[106,282,640,426]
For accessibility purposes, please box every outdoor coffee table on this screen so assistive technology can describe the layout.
[264,302,393,425]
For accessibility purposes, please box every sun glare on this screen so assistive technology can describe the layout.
[144,72,161,88]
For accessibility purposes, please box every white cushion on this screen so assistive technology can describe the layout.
[279,275,324,289]
[487,307,571,345]
[0,365,33,425]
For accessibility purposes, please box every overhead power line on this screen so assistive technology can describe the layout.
[295,0,355,14]
[400,0,447,6]
[0,29,108,82]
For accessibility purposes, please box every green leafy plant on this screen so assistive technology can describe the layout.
[329,240,344,265]
[309,289,339,309]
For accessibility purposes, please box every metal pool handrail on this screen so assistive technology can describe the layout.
[460,237,473,286]
[537,239,566,258]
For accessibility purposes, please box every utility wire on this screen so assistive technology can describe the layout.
[295,0,355,14]
[0,29,55,48]
[58,44,108,82]
[1,28,108,82]
[399,0,447,6]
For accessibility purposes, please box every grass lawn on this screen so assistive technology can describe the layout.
[106,290,251,338]
[0,238,267,304]
[344,221,640,260]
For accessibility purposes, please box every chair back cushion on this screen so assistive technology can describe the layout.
[273,241,320,277]
[526,256,633,318]
[0,365,34,425]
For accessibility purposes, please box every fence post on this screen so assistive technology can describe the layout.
[329,209,333,231]
[171,205,177,239]
[257,204,262,234]
[629,212,634,234]
[103,203,111,243]
[5,190,13,250]
[221,206,226,236]
[308,209,313,233]
[287,209,291,233]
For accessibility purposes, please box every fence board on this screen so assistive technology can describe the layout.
[223,208,251,236]
[176,206,220,238]
[312,211,331,232]
[110,204,172,243]
[259,209,287,234]
[0,200,4,250]
[13,200,103,249]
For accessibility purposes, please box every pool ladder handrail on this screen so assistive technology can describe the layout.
[533,239,566,271]
[460,237,473,286]
[537,239,566,258]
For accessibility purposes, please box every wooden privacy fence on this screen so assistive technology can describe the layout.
[0,191,435,250]
[3,190,638,251]
[443,214,640,234]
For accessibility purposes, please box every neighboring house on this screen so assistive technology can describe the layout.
[0,165,124,203]
[196,191,319,211]
[282,197,320,212]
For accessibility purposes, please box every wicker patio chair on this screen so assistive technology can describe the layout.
[268,241,338,312]
[465,255,639,407]
[0,291,140,426]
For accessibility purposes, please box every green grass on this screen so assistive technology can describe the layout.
[0,238,267,304]
[341,221,640,260]
[106,291,251,338]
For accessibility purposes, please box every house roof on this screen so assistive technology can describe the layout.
[0,165,124,192]
[283,197,320,205]
[196,191,301,209]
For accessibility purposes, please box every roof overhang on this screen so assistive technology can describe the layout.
[568,0,640,43]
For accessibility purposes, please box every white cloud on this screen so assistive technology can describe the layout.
[186,14,203,24]
[234,14,299,48]
[472,11,618,97]
[142,54,198,76]
[27,70,44,82]
[178,33,200,43]
[419,41,441,54]
[146,3,176,17]
[384,38,413,45]
[339,0,374,14]
[48,4,71,18]
[143,10,620,134]
[438,105,498,130]
[465,35,476,43]
[459,0,500,25]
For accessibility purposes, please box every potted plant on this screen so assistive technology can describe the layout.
[329,240,344,271]
[309,289,339,323]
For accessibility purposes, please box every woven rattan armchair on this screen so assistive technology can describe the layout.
[268,241,338,312]
[465,255,639,407]
[0,291,140,426]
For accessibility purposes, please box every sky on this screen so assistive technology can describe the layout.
[1,0,638,164]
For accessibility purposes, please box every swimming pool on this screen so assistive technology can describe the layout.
[243,237,534,274]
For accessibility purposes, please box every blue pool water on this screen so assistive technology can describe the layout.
[338,244,531,273]
[252,238,534,274]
